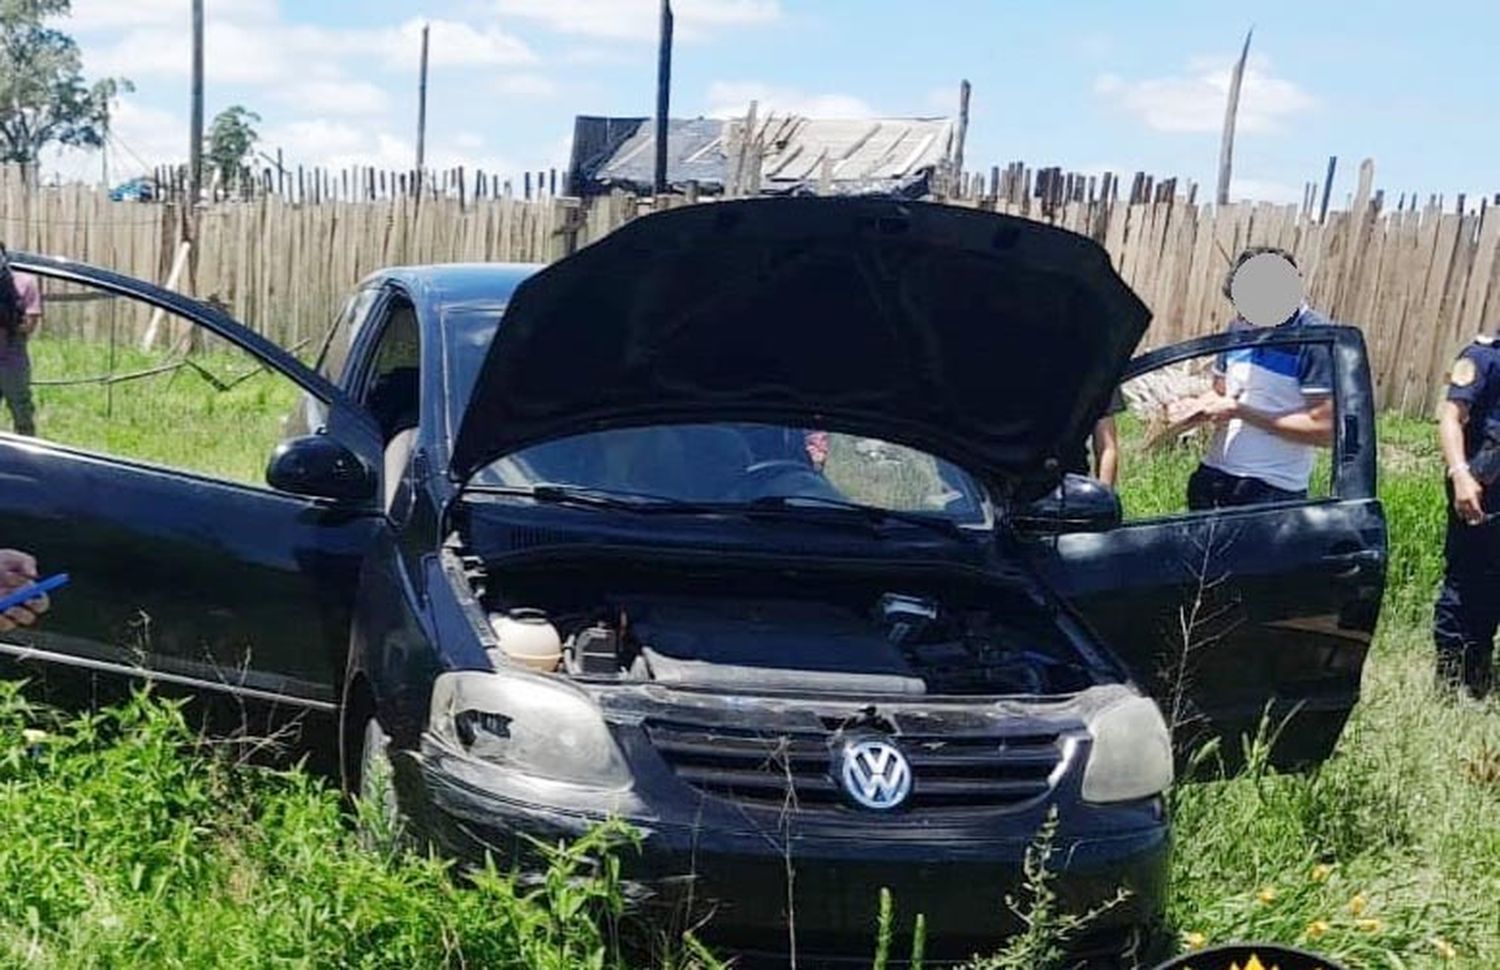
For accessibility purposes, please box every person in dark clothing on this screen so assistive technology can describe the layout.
[1062,389,1125,485]
[0,247,39,436]
[1433,332,1500,699]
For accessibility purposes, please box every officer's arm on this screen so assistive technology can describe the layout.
[1092,416,1120,486]
[1441,399,1485,525]
[1439,400,1473,478]
[1231,395,1334,446]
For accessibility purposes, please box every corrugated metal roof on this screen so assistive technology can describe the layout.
[570,114,955,197]
[757,117,954,184]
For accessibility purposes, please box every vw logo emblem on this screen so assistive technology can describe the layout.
[840,738,912,810]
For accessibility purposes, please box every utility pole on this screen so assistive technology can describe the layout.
[1215,27,1252,205]
[653,0,673,194]
[189,0,204,208]
[415,23,430,178]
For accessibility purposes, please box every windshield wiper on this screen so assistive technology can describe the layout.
[736,494,967,539]
[466,484,969,539]
[466,483,718,512]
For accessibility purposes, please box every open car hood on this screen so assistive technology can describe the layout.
[450,198,1150,497]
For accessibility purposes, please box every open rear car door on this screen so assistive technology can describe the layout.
[0,255,382,747]
[1022,325,1387,773]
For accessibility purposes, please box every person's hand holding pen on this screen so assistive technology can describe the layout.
[0,550,49,632]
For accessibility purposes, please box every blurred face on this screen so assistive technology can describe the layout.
[1229,253,1304,326]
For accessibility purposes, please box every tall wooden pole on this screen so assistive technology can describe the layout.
[1319,155,1338,223]
[653,0,674,194]
[189,0,204,208]
[1215,28,1252,206]
[951,79,971,198]
[416,23,430,177]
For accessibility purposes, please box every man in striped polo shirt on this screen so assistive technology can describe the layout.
[1176,247,1336,509]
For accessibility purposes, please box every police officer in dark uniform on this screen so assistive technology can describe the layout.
[1434,332,1500,699]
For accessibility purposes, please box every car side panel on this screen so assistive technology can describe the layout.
[1025,498,1386,769]
[0,437,377,708]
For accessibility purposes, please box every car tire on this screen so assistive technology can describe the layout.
[356,715,406,852]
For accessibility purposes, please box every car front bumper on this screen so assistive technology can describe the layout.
[394,739,1170,965]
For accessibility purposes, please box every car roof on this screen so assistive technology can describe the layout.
[366,263,547,319]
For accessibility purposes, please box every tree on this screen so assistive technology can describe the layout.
[205,105,260,191]
[0,0,128,165]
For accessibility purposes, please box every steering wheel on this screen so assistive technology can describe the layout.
[730,460,843,502]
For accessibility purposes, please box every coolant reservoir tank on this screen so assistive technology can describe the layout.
[488,608,562,672]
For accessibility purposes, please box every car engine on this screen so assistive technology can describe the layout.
[479,572,1093,697]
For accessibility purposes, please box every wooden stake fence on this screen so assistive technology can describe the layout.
[6,160,1499,416]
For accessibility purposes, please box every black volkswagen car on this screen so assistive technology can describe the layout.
[0,199,1387,964]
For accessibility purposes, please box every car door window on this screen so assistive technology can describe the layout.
[314,284,381,386]
[20,274,323,488]
[1107,340,1336,522]
[356,297,421,443]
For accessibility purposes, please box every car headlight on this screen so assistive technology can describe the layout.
[1080,694,1174,803]
[428,671,630,788]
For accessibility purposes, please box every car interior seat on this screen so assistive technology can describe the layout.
[384,426,419,513]
[366,366,421,514]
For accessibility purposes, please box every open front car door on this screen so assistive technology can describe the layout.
[0,254,383,747]
[1022,324,1387,773]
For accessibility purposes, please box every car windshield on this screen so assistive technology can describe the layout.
[471,423,991,526]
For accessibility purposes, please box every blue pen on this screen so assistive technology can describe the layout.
[0,573,69,613]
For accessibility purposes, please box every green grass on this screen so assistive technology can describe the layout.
[1,337,1492,968]
[0,684,648,969]
[1167,630,1499,968]
[24,335,302,486]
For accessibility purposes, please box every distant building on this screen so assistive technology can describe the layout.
[567,114,958,198]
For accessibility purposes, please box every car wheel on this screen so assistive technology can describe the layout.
[356,715,406,852]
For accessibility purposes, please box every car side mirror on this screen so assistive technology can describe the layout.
[1011,473,1122,534]
[266,433,376,503]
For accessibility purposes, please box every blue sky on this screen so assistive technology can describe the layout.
[46,0,1500,205]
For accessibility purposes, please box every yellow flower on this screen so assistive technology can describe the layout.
[1355,917,1383,934]
[1305,919,1331,940]
[1347,891,1368,916]
[1256,886,1278,904]
[1431,936,1458,960]
[1181,930,1207,950]
[1309,863,1333,883]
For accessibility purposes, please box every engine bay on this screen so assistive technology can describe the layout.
[466,558,1101,697]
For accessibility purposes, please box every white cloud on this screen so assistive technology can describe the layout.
[493,0,781,40]
[88,23,289,84]
[1094,55,1316,134]
[491,73,559,98]
[54,4,548,183]
[561,46,639,65]
[923,85,962,114]
[88,17,534,82]
[706,81,876,119]
[368,18,536,70]
[260,119,373,165]
[257,120,532,176]
[75,97,190,173]
[68,0,274,32]
[277,79,391,117]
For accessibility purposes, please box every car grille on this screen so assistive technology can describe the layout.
[643,719,1069,812]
